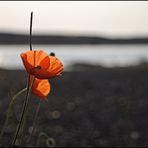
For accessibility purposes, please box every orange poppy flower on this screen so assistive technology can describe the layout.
[30,75,50,99]
[21,50,64,79]
[21,50,64,99]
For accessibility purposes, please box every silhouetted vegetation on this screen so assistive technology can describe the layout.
[0,33,148,45]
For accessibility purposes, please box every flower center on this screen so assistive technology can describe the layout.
[35,65,41,69]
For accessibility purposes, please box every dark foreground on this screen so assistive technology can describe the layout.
[0,64,148,147]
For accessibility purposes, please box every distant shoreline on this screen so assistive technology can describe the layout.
[0,33,148,44]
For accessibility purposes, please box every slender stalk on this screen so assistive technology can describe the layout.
[11,12,34,147]
[30,12,33,51]
[19,12,35,145]
[26,100,41,144]
[11,77,34,147]
[0,88,27,139]
[19,76,35,145]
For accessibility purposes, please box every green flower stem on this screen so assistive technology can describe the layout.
[11,75,35,147]
[26,99,41,144]
[0,88,27,139]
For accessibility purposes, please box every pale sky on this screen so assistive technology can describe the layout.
[0,1,148,37]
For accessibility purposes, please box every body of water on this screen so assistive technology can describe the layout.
[0,44,148,70]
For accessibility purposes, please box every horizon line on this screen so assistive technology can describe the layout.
[0,31,148,39]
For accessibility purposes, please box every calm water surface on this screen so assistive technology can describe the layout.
[0,44,148,70]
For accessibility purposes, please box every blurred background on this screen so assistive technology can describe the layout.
[0,1,148,147]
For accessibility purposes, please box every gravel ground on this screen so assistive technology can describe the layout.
[0,63,148,147]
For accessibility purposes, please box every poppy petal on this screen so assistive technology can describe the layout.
[39,56,50,70]
[21,52,34,74]
[31,77,51,99]
[35,50,50,69]
[21,50,50,75]
[33,56,64,79]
